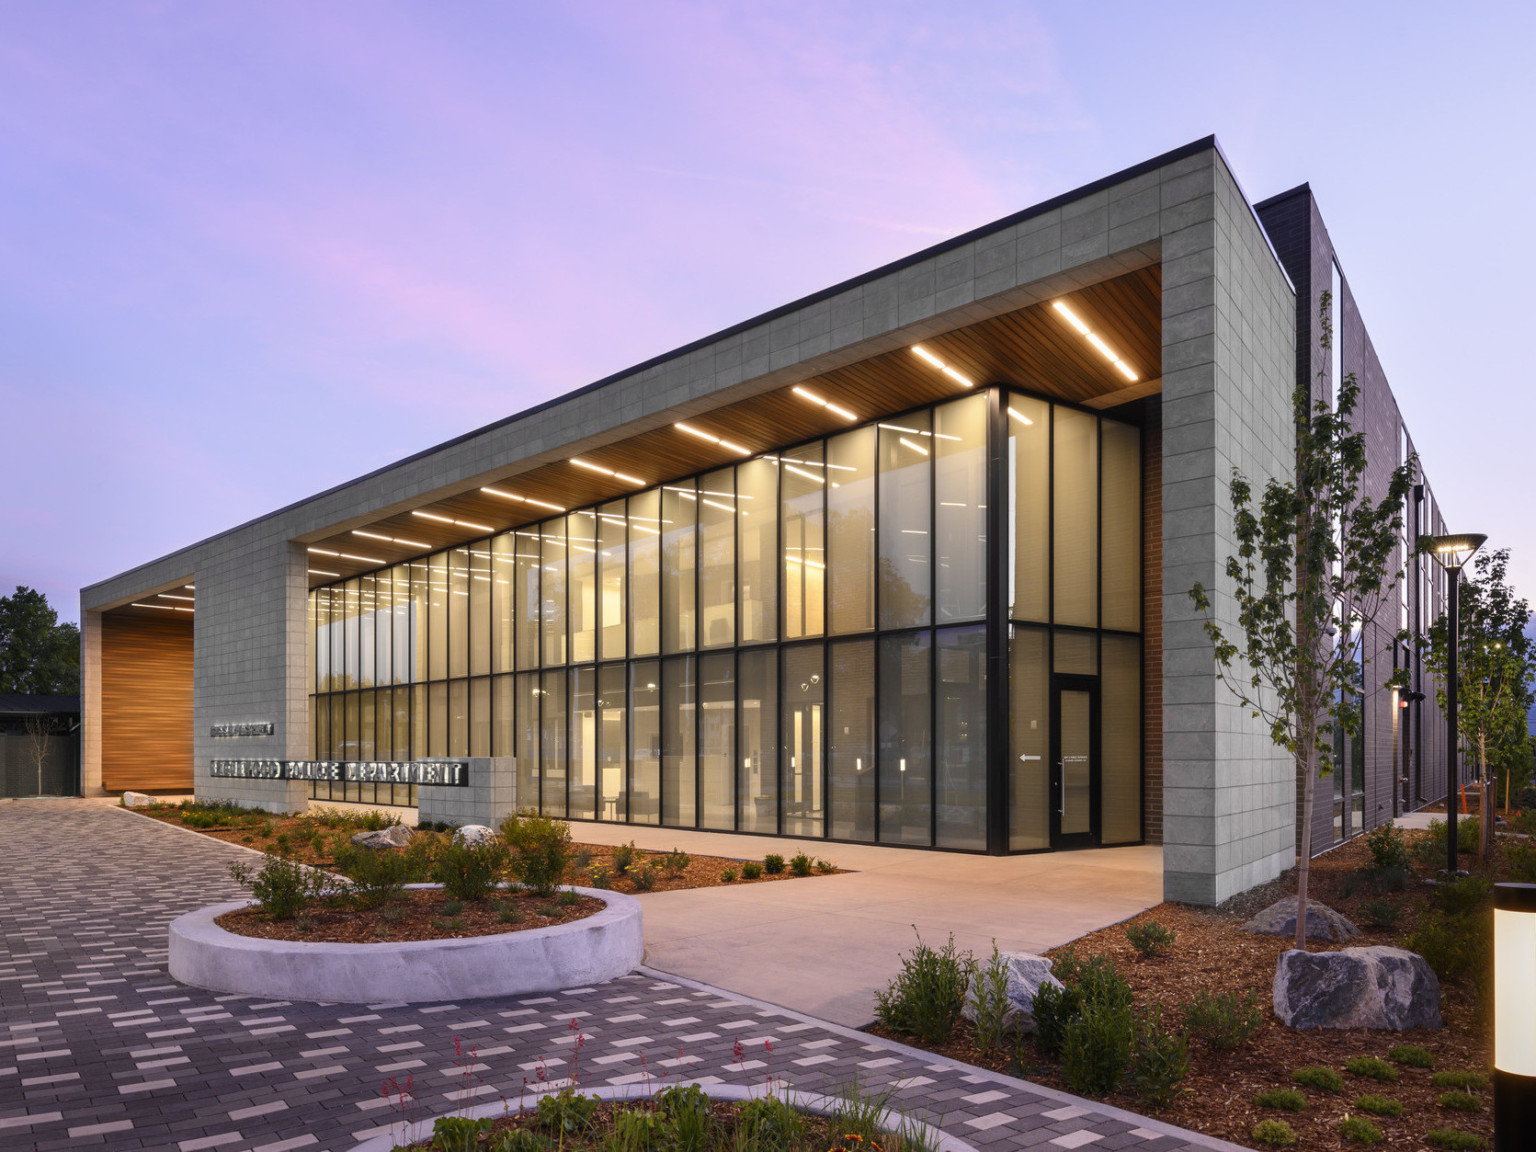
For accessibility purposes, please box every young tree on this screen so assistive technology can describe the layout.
[23,711,62,796]
[0,587,80,694]
[1423,547,1535,814]
[1190,292,1415,951]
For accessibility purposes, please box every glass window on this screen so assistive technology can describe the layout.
[469,543,492,676]
[738,647,777,832]
[449,679,468,756]
[879,416,931,629]
[598,500,627,662]
[411,561,431,683]
[935,395,988,623]
[471,676,491,757]
[827,426,875,634]
[541,669,567,817]
[630,491,661,657]
[357,577,376,689]
[568,511,597,664]
[598,663,626,820]
[737,457,778,644]
[569,666,596,820]
[662,655,696,826]
[312,694,326,759]
[1009,627,1049,850]
[541,522,567,667]
[492,673,514,756]
[308,592,319,698]
[699,469,735,649]
[515,672,539,812]
[391,565,411,685]
[514,531,540,670]
[343,578,361,689]
[373,572,392,687]
[829,638,875,841]
[410,683,428,760]
[936,625,987,848]
[315,589,332,693]
[630,661,660,824]
[1054,407,1098,627]
[700,652,735,829]
[1101,419,1141,633]
[359,689,376,760]
[332,694,347,760]
[428,681,447,757]
[879,630,931,844]
[428,554,448,680]
[449,549,470,679]
[492,536,515,673]
[1055,631,1097,674]
[782,644,824,838]
[1008,395,1050,623]
[662,482,697,654]
[393,685,410,763]
[782,444,826,639]
[1101,633,1141,844]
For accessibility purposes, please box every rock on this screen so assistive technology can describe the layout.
[962,952,1063,1035]
[122,791,155,809]
[350,824,414,850]
[454,824,496,847]
[1244,897,1360,942]
[1273,946,1442,1030]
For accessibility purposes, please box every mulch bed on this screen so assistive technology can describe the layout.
[215,887,606,943]
[869,831,1498,1151]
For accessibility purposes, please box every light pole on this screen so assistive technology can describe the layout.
[1422,532,1486,875]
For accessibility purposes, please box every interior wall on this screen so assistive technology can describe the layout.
[101,614,194,792]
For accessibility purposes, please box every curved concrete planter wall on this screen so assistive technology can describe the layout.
[168,886,642,1004]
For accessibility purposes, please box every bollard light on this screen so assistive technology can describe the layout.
[1495,882,1536,1149]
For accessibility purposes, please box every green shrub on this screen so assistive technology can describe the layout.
[1505,839,1536,883]
[1125,919,1176,958]
[274,831,293,855]
[607,1109,666,1152]
[1432,1070,1490,1091]
[499,812,571,896]
[720,868,737,883]
[1061,998,1133,1097]
[970,944,1013,1054]
[1253,1088,1306,1111]
[332,842,425,910]
[1293,1065,1344,1093]
[354,808,402,831]
[1371,865,1411,893]
[815,858,836,874]
[590,865,612,890]
[763,853,785,874]
[1360,897,1400,931]
[611,841,639,875]
[1364,821,1411,871]
[1409,908,1490,984]
[789,852,814,877]
[1424,1129,1488,1150]
[659,848,691,878]
[736,1094,805,1152]
[1128,1005,1189,1108]
[1337,870,1363,899]
[228,856,333,919]
[630,862,658,891]
[873,929,974,1044]
[1336,1114,1382,1144]
[1345,1056,1398,1082]
[1414,823,1448,869]
[430,837,509,902]
[1251,1118,1297,1147]
[1034,952,1132,1060]
[536,1087,598,1135]
[1439,1090,1483,1112]
[1389,1043,1434,1068]
[1436,873,1492,918]
[1354,1094,1403,1117]
[1182,988,1264,1049]
[497,902,523,925]
[1458,816,1481,854]
[429,1115,491,1152]
[657,1084,711,1150]
[571,848,593,874]
[442,898,465,915]
[487,1128,548,1152]
[741,861,763,880]
[558,888,579,907]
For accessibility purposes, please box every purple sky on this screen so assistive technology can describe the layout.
[3,2,1533,625]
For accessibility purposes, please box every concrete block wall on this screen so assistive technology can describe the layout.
[417,758,518,828]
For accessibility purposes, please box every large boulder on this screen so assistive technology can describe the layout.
[122,791,155,809]
[1244,897,1360,943]
[454,824,496,847]
[962,952,1063,1035]
[351,823,414,850]
[1273,946,1441,1030]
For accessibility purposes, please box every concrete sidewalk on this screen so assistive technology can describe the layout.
[561,820,1163,1026]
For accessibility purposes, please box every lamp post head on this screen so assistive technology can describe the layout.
[1422,533,1487,572]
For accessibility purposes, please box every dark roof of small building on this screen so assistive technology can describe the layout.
[0,695,81,715]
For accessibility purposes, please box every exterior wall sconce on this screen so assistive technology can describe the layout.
[1495,882,1536,1148]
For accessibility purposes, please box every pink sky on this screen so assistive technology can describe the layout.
[2,2,1533,621]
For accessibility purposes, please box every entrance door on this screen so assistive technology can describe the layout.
[1051,675,1099,849]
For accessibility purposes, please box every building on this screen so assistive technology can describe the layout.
[80,136,1457,905]
[1,695,81,798]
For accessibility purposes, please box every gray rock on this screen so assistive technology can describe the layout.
[454,824,496,847]
[350,823,414,850]
[122,791,155,809]
[1244,896,1360,942]
[1273,946,1442,1030]
[962,952,1063,1035]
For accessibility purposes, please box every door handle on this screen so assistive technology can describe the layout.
[1058,761,1065,814]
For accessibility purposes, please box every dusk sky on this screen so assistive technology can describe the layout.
[3,2,1532,624]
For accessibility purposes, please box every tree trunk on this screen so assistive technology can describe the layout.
[1295,742,1317,952]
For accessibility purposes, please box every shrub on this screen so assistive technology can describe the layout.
[558,888,579,907]
[589,866,612,890]
[763,853,785,874]
[1436,873,1492,918]
[1389,1043,1434,1068]
[1372,865,1411,893]
[1293,1065,1344,1093]
[499,812,571,896]
[571,849,593,874]
[741,861,763,880]
[1505,840,1536,883]
[429,1115,491,1152]
[1424,1129,1488,1150]
[970,944,1013,1054]
[629,863,658,891]
[736,1094,805,1152]
[332,842,425,909]
[815,858,836,873]
[1034,952,1133,1060]
[1354,1094,1403,1117]
[720,868,737,883]
[659,848,691,878]
[789,852,814,877]
[1251,1119,1297,1147]
[497,903,523,925]
[430,837,509,902]
[1254,1088,1307,1111]
[607,1109,667,1152]
[536,1087,599,1135]
[1061,998,1134,1096]
[610,841,639,876]
[873,929,974,1044]
[1365,821,1412,871]
[1359,898,1400,931]
[1439,1091,1483,1112]
[1182,989,1263,1049]
[1032,980,1079,1058]
[228,857,333,919]
[1432,1070,1490,1091]
[535,904,557,918]
[1409,907,1490,984]
[441,898,465,915]
[487,1129,548,1152]
[354,808,401,831]
[1125,919,1175,958]
[657,1083,711,1149]
[1413,824,1447,869]
[1337,870,1363,899]
[1345,1056,1398,1082]
[1128,1006,1189,1108]
[1336,1114,1383,1144]
[274,831,293,855]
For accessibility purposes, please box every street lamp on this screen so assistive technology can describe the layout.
[1494,882,1536,1149]
[1422,531,1486,874]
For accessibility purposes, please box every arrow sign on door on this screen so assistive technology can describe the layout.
[1018,754,1042,762]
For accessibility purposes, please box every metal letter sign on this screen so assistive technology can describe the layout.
[208,759,468,785]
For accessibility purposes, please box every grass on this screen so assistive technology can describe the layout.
[1253,1088,1306,1111]
[1292,1066,1344,1093]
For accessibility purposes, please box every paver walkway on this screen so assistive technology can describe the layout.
[0,800,1240,1152]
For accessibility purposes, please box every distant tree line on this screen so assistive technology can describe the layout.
[0,586,80,695]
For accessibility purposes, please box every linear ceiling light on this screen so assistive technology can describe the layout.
[1006,407,1034,426]
[675,421,752,456]
[309,569,340,578]
[132,601,191,612]
[480,486,565,512]
[570,458,646,486]
[1051,300,1138,381]
[157,593,195,602]
[411,511,495,532]
[909,345,974,388]
[353,530,433,549]
[790,385,858,422]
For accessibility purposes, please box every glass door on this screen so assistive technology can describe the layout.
[1051,674,1099,849]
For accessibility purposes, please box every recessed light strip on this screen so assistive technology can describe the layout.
[570,458,646,486]
[480,486,565,512]
[790,385,858,422]
[411,511,495,532]
[908,345,974,388]
[353,530,433,549]
[675,421,752,456]
[1051,300,1138,382]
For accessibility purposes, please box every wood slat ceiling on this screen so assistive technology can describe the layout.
[305,265,1161,587]
[109,585,197,622]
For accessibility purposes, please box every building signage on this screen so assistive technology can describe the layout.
[209,759,468,785]
[210,721,275,738]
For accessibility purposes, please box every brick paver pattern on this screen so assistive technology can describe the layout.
[0,802,1234,1151]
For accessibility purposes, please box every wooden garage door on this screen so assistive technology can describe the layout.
[102,614,193,791]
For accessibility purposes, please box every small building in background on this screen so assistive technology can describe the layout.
[0,695,81,798]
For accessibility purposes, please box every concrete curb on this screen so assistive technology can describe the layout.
[346,1082,981,1152]
[167,886,643,1004]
